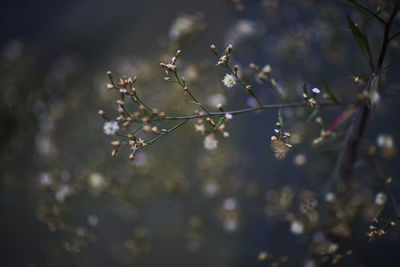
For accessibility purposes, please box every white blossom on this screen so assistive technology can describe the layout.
[312,88,320,94]
[222,74,236,88]
[103,121,119,135]
[223,218,239,233]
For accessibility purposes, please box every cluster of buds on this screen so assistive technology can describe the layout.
[312,117,332,145]
[160,49,181,74]
[367,218,397,240]
[101,71,169,161]
[111,140,121,157]
[193,108,232,138]
[212,44,233,66]
[367,224,387,240]
[303,85,320,107]
[128,137,146,161]
[270,122,292,160]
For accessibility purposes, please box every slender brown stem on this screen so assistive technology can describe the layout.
[164,101,343,120]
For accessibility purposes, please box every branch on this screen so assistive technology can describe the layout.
[163,101,344,121]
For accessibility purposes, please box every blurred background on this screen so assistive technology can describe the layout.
[1,0,400,266]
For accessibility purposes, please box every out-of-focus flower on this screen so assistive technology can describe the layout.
[103,121,119,135]
[39,172,53,186]
[324,192,336,203]
[89,172,106,195]
[294,154,307,166]
[376,134,394,149]
[133,152,148,166]
[207,93,226,107]
[247,97,258,107]
[169,13,204,41]
[223,198,237,210]
[87,215,99,226]
[222,74,236,88]
[376,134,396,158]
[204,134,218,150]
[290,220,304,235]
[375,192,387,205]
[258,251,268,261]
[202,181,219,197]
[226,19,264,44]
[223,218,239,233]
[55,184,72,203]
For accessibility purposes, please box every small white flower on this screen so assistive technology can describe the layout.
[222,74,236,88]
[204,134,218,150]
[312,88,320,94]
[375,192,387,205]
[225,113,233,120]
[103,121,119,135]
[290,220,304,235]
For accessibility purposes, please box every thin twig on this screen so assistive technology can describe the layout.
[163,101,344,120]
